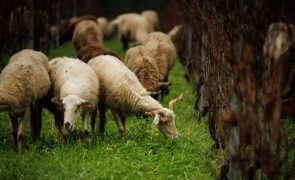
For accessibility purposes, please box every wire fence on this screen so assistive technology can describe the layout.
[174,0,295,178]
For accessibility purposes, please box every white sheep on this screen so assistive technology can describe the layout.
[72,20,104,52]
[125,45,170,94]
[108,13,153,49]
[96,17,110,39]
[49,57,99,136]
[88,55,182,138]
[141,10,160,31]
[0,49,50,151]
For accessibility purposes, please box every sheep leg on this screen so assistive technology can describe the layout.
[18,107,30,152]
[119,112,126,129]
[121,36,129,50]
[81,113,89,137]
[98,102,106,134]
[30,102,43,141]
[160,76,170,101]
[53,110,64,139]
[9,113,18,149]
[111,110,125,136]
[90,109,97,133]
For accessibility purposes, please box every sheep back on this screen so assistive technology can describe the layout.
[0,49,50,114]
[144,32,177,81]
[141,10,160,31]
[77,44,121,63]
[49,57,99,106]
[125,45,159,92]
[72,20,103,51]
[88,55,161,114]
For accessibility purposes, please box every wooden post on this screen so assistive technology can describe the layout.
[229,1,244,179]
[200,1,208,115]
[28,0,34,49]
[55,0,60,47]
[73,0,77,17]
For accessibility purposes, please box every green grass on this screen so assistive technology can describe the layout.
[0,40,222,179]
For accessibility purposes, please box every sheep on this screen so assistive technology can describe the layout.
[48,57,99,137]
[141,10,160,31]
[0,49,50,151]
[125,45,170,96]
[88,55,182,138]
[72,20,104,52]
[50,15,97,45]
[77,44,121,63]
[144,32,177,99]
[97,17,110,39]
[263,22,295,119]
[108,13,153,50]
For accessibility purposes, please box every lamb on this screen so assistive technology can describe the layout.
[108,13,153,49]
[72,20,104,52]
[88,55,182,138]
[143,32,177,99]
[97,17,110,39]
[141,10,160,31]
[0,49,50,151]
[48,57,99,136]
[125,45,170,95]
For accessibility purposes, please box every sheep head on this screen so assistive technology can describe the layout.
[51,95,94,131]
[145,94,183,138]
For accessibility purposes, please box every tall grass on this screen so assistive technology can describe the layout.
[0,40,221,179]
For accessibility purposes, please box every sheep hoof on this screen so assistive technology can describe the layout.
[18,135,24,153]
[83,130,89,138]
[119,129,125,136]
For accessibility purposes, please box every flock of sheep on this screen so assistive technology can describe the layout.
[0,10,183,152]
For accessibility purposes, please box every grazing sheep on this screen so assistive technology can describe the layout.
[141,10,160,31]
[0,49,50,151]
[49,58,99,136]
[72,20,104,52]
[108,13,153,49]
[97,17,110,39]
[88,55,182,138]
[50,15,97,45]
[144,32,177,99]
[77,44,121,63]
[125,45,170,95]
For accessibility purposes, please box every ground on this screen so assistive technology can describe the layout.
[0,40,222,179]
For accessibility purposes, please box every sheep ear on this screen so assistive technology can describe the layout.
[157,82,171,88]
[145,111,155,116]
[80,99,94,109]
[168,94,183,110]
[51,97,62,104]
[146,109,165,117]
[147,90,161,96]
[151,114,160,127]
